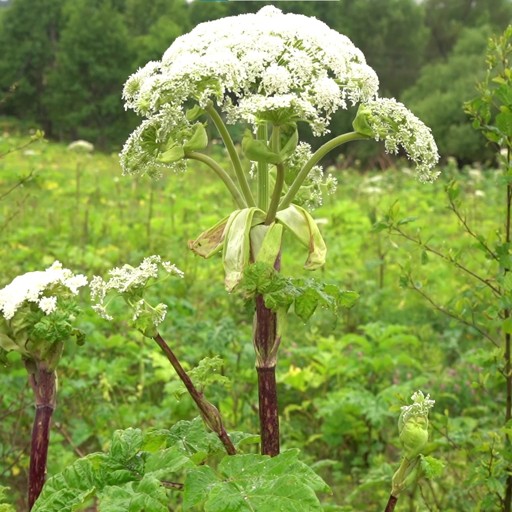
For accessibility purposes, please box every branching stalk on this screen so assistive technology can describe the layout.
[186,151,246,208]
[279,131,368,210]
[153,332,236,455]
[205,103,255,207]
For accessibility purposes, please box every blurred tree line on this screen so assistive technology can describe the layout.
[0,0,510,164]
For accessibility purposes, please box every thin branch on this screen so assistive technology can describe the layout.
[153,332,236,455]
[406,277,499,347]
[447,198,499,261]
[0,170,36,201]
[392,226,501,297]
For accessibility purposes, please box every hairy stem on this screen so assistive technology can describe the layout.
[205,103,255,207]
[26,361,57,510]
[279,131,368,210]
[153,332,236,455]
[384,495,398,512]
[254,294,281,456]
[186,151,246,208]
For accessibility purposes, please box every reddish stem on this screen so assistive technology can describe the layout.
[254,294,281,456]
[153,332,236,455]
[26,363,56,510]
[384,495,398,512]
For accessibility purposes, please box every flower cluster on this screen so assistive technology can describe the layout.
[90,256,183,331]
[121,6,379,176]
[354,98,440,183]
[0,261,87,321]
[285,142,337,209]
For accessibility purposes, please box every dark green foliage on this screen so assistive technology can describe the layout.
[402,26,493,164]
[43,0,136,147]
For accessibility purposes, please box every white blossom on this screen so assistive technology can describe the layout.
[122,6,379,148]
[0,261,87,320]
[90,256,183,327]
[356,98,440,183]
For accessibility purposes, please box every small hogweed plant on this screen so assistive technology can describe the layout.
[0,261,87,510]
[2,6,444,512]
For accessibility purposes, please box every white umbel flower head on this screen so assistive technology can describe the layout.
[121,6,380,176]
[354,98,440,183]
[0,261,88,320]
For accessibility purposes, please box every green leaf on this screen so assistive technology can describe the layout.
[242,130,282,164]
[419,455,445,480]
[189,215,230,258]
[186,105,205,122]
[352,104,374,137]
[223,207,265,291]
[183,450,329,512]
[251,222,283,266]
[109,428,143,464]
[278,123,299,161]
[276,204,327,270]
[496,111,512,137]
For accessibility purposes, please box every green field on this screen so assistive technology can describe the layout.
[0,129,506,511]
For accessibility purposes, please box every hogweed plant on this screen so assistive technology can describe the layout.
[120,5,440,459]
[0,261,87,509]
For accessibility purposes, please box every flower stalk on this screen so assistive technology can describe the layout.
[205,103,255,207]
[153,332,236,455]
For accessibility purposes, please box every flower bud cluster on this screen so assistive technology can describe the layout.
[90,256,183,330]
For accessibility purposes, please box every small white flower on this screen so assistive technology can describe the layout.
[90,256,183,327]
[355,98,440,183]
[38,296,58,315]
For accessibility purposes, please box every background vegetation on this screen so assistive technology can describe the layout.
[0,0,511,510]
[1,0,511,163]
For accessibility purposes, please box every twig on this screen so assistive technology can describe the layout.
[406,276,499,347]
[153,332,236,455]
[392,227,501,297]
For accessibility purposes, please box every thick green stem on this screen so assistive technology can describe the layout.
[186,151,246,209]
[153,332,236,455]
[265,126,283,225]
[26,361,57,510]
[279,131,368,210]
[205,103,255,207]
[257,123,269,211]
